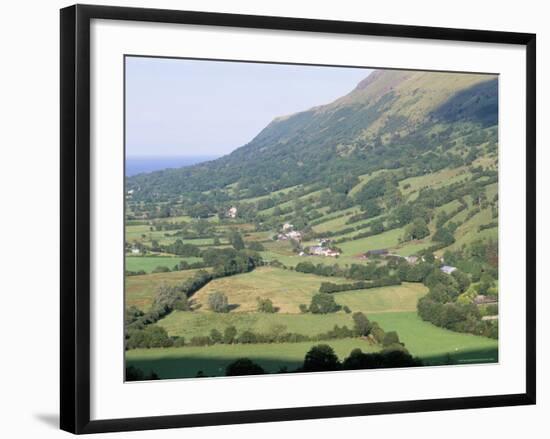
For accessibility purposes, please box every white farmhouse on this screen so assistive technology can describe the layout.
[226,206,238,218]
[282,223,293,231]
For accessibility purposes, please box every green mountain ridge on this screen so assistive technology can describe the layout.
[127,69,497,202]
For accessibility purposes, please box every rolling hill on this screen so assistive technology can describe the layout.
[126,69,498,201]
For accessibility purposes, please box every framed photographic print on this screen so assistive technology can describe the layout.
[60,4,536,434]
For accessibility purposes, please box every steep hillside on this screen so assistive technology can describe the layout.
[127,69,497,202]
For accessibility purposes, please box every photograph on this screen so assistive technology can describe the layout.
[123,57,499,381]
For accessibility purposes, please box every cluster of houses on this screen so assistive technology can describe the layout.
[277,223,303,242]
[360,248,458,273]
[304,245,341,258]
[299,238,341,258]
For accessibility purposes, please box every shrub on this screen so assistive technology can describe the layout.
[173,295,191,311]
[126,326,173,349]
[309,293,341,314]
[382,331,400,347]
[257,297,277,313]
[248,242,265,251]
[302,344,340,372]
[342,348,421,370]
[172,336,186,347]
[125,366,159,381]
[189,335,213,346]
[352,312,372,336]
[208,291,230,313]
[209,329,223,344]
[225,358,266,376]
[152,265,171,273]
[238,330,258,344]
[370,322,386,343]
[223,326,237,344]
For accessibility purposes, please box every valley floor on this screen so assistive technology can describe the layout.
[127,312,498,379]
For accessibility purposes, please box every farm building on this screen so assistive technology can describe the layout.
[226,206,238,218]
[287,230,302,241]
[405,255,419,264]
[440,265,457,274]
[131,247,141,255]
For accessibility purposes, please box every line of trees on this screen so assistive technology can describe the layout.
[223,343,421,377]
[319,276,401,294]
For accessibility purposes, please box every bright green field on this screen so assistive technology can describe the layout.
[334,282,427,313]
[339,227,404,255]
[399,167,469,198]
[157,311,359,339]
[371,312,498,365]
[126,338,380,378]
[131,311,497,378]
[447,207,497,251]
[126,256,202,273]
[391,240,434,257]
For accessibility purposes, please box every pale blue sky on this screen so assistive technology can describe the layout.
[125,56,371,157]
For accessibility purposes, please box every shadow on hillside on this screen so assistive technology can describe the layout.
[419,346,498,367]
[126,355,303,380]
[126,345,498,381]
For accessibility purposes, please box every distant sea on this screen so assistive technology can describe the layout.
[126,155,218,176]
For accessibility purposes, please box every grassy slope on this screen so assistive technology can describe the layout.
[126,269,206,311]
[338,227,404,255]
[191,266,350,313]
[334,282,428,313]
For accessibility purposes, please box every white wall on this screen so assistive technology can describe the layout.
[0,0,546,437]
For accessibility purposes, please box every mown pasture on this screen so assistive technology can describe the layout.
[191,266,350,313]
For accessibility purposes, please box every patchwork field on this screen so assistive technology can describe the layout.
[134,311,497,379]
[123,69,501,382]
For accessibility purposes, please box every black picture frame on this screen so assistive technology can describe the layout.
[60,4,536,434]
